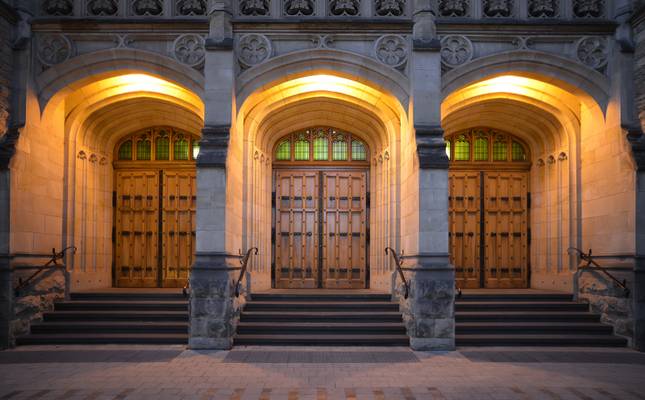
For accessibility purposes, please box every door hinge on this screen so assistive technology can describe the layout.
[271,191,276,208]
[527,192,531,209]
[271,227,276,244]
[527,228,531,245]
[112,191,116,207]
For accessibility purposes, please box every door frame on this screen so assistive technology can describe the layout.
[271,165,371,289]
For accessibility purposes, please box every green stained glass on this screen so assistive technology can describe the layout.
[512,141,526,161]
[118,140,132,160]
[275,140,290,160]
[351,140,366,161]
[174,138,189,160]
[192,140,200,159]
[136,139,151,160]
[473,136,488,161]
[445,140,451,160]
[332,138,348,161]
[313,136,328,160]
[156,136,170,160]
[493,137,508,161]
[294,138,310,161]
[454,135,470,161]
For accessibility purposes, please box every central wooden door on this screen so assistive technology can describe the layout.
[274,169,368,289]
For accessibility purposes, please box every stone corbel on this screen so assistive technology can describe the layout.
[625,124,645,171]
[197,125,230,168]
[415,125,448,169]
[0,127,20,171]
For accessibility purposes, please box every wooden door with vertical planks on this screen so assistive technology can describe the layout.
[322,171,367,289]
[161,171,196,287]
[115,171,160,287]
[449,171,482,289]
[483,172,528,288]
[274,170,320,289]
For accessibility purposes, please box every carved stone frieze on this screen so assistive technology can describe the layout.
[483,0,513,17]
[173,34,206,67]
[375,0,405,16]
[374,35,408,69]
[240,0,271,15]
[238,34,272,68]
[284,0,315,15]
[88,0,119,16]
[43,0,73,16]
[528,0,558,18]
[440,35,472,68]
[438,0,468,17]
[176,0,207,15]
[131,0,163,16]
[573,0,604,18]
[330,0,360,16]
[37,34,73,67]
[576,36,608,70]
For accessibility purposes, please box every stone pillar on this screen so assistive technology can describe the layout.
[399,0,455,351]
[189,0,240,350]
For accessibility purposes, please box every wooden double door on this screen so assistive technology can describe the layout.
[449,171,529,288]
[274,169,368,289]
[114,169,196,287]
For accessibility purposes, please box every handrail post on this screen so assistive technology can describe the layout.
[14,246,77,297]
[235,247,258,297]
[385,246,409,299]
[568,247,630,298]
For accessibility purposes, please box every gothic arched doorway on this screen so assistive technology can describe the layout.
[272,127,370,289]
[113,127,199,287]
[447,128,531,289]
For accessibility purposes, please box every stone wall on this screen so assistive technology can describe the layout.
[0,0,13,138]
[577,268,634,343]
[9,265,66,345]
[636,2,645,126]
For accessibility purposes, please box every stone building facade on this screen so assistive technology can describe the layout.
[0,0,644,351]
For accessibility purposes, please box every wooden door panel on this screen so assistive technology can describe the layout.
[161,171,196,288]
[115,171,159,287]
[449,172,481,289]
[483,172,528,288]
[275,170,319,288]
[322,171,367,289]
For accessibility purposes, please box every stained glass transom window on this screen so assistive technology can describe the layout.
[444,129,529,164]
[273,128,368,163]
[114,127,200,162]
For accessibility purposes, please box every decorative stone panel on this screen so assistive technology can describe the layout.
[572,0,604,18]
[176,0,207,15]
[283,0,316,16]
[239,0,271,16]
[87,0,119,16]
[483,0,513,17]
[173,34,206,67]
[438,0,469,17]
[576,36,608,71]
[36,34,73,67]
[374,0,406,16]
[329,0,361,16]
[42,0,74,16]
[440,35,473,69]
[528,0,558,18]
[374,35,408,70]
[237,34,272,69]
[131,0,164,16]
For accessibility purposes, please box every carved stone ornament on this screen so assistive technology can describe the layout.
[440,35,473,68]
[173,34,206,67]
[374,35,408,69]
[573,0,604,18]
[237,34,272,68]
[375,0,405,16]
[438,0,468,17]
[483,0,512,17]
[176,0,207,15]
[528,0,558,17]
[576,37,608,70]
[132,0,163,16]
[43,0,73,15]
[88,0,118,15]
[37,34,73,67]
[330,0,360,16]
[284,0,315,15]
[240,0,270,15]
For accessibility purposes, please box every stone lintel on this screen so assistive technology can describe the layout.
[197,125,230,168]
[415,125,448,169]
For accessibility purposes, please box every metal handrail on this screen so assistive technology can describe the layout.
[235,247,258,297]
[385,247,409,299]
[568,247,630,298]
[14,247,77,296]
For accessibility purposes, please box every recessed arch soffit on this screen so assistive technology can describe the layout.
[440,50,609,114]
[35,46,206,112]
[255,98,388,152]
[78,98,203,151]
[235,49,410,111]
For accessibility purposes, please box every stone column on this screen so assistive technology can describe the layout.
[189,0,241,350]
[398,0,455,351]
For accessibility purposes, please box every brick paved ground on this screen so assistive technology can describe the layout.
[0,346,644,399]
